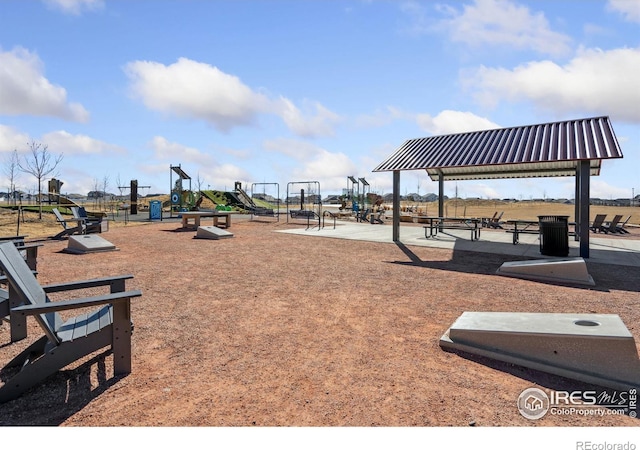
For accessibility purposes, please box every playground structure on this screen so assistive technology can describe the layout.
[169,164,194,217]
[169,165,270,215]
[342,176,370,215]
[339,176,383,223]
[250,183,280,222]
[47,178,80,210]
[286,181,321,229]
[124,180,151,215]
[225,182,256,211]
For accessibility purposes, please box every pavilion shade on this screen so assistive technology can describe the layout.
[373,116,623,181]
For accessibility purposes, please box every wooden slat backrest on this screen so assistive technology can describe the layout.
[52,208,69,229]
[0,243,61,344]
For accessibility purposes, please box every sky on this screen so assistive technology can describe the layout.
[0,0,638,202]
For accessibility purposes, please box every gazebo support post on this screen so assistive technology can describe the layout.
[438,170,444,218]
[577,161,590,258]
[393,170,400,242]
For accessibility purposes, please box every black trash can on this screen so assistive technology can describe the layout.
[538,215,569,256]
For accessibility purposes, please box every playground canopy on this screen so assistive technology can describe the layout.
[373,116,624,258]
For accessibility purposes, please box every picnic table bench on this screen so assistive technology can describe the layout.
[421,217,481,241]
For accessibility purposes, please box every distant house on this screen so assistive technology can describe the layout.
[323,195,342,204]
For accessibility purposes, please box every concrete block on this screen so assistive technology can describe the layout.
[65,234,118,254]
[496,257,595,286]
[195,226,234,240]
[440,311,640,390]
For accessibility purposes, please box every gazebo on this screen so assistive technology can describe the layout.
[373,116,624,258]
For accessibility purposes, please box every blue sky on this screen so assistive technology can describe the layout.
[0,0,638,201]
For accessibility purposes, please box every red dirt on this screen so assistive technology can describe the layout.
[0,217,639,428]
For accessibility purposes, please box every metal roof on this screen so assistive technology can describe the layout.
[373,116,623,181]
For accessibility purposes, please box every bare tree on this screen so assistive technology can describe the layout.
[18,141,63,219]
[4,149,20,206]
[93,178,100,209]
[116,174,125,201]
[195,172,205,193]
[101,174,110,210]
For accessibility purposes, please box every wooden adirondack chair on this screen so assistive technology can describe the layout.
[0,242,142,403]
[589,214,607,233]
[0,240,41,339]
[71,206,103,234]
[0,285,8,329]
[602,214,623,234]
[487,211,504,229]
[52,208,85,239]
[615,215,631,234]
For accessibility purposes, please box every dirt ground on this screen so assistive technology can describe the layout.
[0,215,639,427]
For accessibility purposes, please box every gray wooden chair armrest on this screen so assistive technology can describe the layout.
[43,274,135,293]
[12,290,142,316]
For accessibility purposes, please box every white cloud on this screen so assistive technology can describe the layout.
[438,0,572,56]
[263,138,359,191]
[355,106,413,128]
[145,136,251,190]
[464,47,640,123]
[0,125,31,153]
[416,110,499,135]
[148,136,214,166]
[0,47,89,122]
[275,98,342,138]
[0,126,123,158]
[590,179,634,199]
[125,59,269,133]
[607,0,640,23]
[203,164,252,191]
[42,0,104,15]
[461,183,501,199]
[291,150,360,192]
[263,137,324,161]
[41,130,126,156]
[125,57,340,137]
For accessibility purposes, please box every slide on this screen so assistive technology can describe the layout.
[234,187,256,209]
[49,193,81,209]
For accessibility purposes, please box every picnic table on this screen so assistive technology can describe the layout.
[421,217,481,241]
[180,211,232,229]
